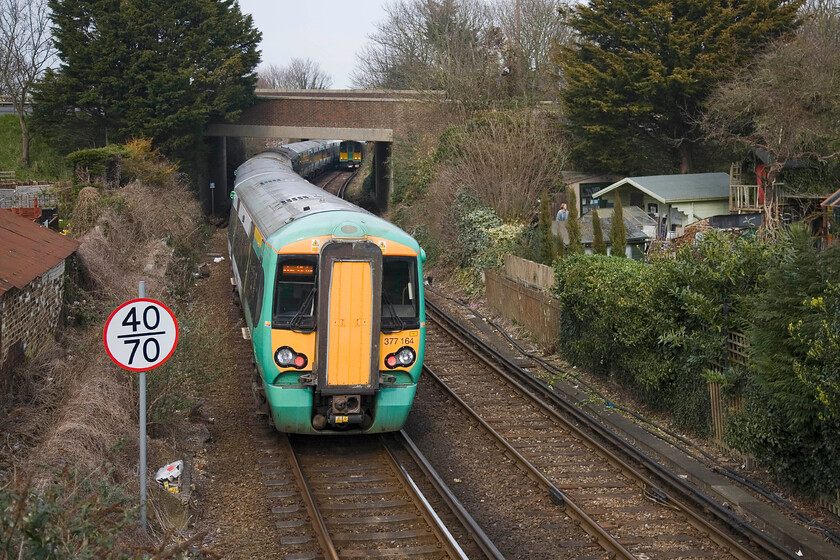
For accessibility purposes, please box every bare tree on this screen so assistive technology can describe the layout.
[428,109,569,221]
[258,58,333,89]
[490,0,572,100]
[701,1,840,225]
[350,0,505,113]
[0,0,54,167]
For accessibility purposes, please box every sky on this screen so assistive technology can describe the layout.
[237,1,391,89]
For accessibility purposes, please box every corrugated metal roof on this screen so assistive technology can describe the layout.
[592,173,731,203]
[0,208,80,296]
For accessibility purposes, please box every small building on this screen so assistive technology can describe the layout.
[558,171,621,217]
[0,209,79,387]
[591,173,731,240]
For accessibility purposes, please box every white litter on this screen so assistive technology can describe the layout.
[214,257,225,263]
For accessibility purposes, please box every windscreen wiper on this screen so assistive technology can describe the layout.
[290,288,316,332]
[381,292,405,333]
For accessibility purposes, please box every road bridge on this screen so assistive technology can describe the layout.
[204,89,449,216]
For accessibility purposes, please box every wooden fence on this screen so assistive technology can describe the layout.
[484,268,561,352]
[503,254,555,290]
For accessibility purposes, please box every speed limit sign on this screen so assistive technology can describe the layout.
[104,298,179,371]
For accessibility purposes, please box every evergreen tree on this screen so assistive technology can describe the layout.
[566,188,583,254]
[592,208,607,255]
[609,196,627,257]
[557,0,802,175]
[33,0,261,163]
[733,226,840,493]
[538,191,557,265]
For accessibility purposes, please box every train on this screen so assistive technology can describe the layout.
[339,140,365,169]
[227,140,426,434]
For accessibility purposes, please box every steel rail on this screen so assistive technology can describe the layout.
[279,434,339,560]
[426,296,795,560]
[421,362,637,559]
[380,434,471,560]
[384,430,508,560]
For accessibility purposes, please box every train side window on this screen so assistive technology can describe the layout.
[232,218,251,283]
[273,255,318,331]
[381,256,419,332]
[244,245,263,322]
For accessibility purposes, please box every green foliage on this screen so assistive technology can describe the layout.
[148,308,226,424]
[553,254,671,380]
[552,230,784,435]
[0,115,70,181]
[658,229,778,333]
[453,192,525,295]
[609,196,626,257]
[390,133,436,207]
[558,0,802,174]
[66,145,131,180]
[32,0,261,164]
[591,208,607,255]
[565,188,583,254]
[0,469,134,559]
[726,227,840,494]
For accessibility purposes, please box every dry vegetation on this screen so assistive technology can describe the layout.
[0,140,219,557]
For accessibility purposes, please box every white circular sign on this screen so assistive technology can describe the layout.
[104,298,179,371]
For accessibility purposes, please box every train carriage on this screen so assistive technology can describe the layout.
[339,140,365,169]
[228,144,426,434]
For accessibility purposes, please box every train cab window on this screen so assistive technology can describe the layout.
[381,256,420,332]
[273,256,318,331]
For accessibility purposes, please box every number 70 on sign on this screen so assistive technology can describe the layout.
[104,299,179,372]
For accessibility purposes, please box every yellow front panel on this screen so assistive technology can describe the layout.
[327,261,372,386]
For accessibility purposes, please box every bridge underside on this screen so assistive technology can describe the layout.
[204,124,394,217]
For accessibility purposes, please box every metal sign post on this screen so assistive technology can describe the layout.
[103,282,179,532]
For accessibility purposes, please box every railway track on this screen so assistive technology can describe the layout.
[234,343,499,558]
[423,295,769,560]
[241,418,480,559]
[317,170,355,197]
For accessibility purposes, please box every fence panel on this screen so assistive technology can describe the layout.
[504,254,555,290]
[484,268,561,352]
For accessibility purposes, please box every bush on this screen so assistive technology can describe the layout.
[726,227,840,495]
[452,193,525,295]
[552,254,673,385]
[0,467,135,559]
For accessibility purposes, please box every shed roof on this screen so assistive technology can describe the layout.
[553,212,649,246]
[0,209,79,296]
[822,187,840,209]
[592,173,731,204]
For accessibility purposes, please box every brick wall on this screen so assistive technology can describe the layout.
[238,94,450,140]
[0,260,68,387]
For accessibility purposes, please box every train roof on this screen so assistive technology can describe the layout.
[275,140,338,155]
[233,152,419,252]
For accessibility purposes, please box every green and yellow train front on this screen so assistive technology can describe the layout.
[253,215,425,434]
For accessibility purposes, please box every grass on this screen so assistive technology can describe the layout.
[0,114,71,181]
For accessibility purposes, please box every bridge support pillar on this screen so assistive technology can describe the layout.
[373,141,392,210]
[205,136,227,217]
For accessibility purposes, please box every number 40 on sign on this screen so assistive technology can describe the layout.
[104,298,179,371]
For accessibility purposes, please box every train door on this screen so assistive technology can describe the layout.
[316,241,382,394]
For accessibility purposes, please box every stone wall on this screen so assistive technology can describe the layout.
[0,261,67,388]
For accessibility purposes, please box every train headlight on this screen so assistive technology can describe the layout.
[275,347,307,369]
[385,346,416,369]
